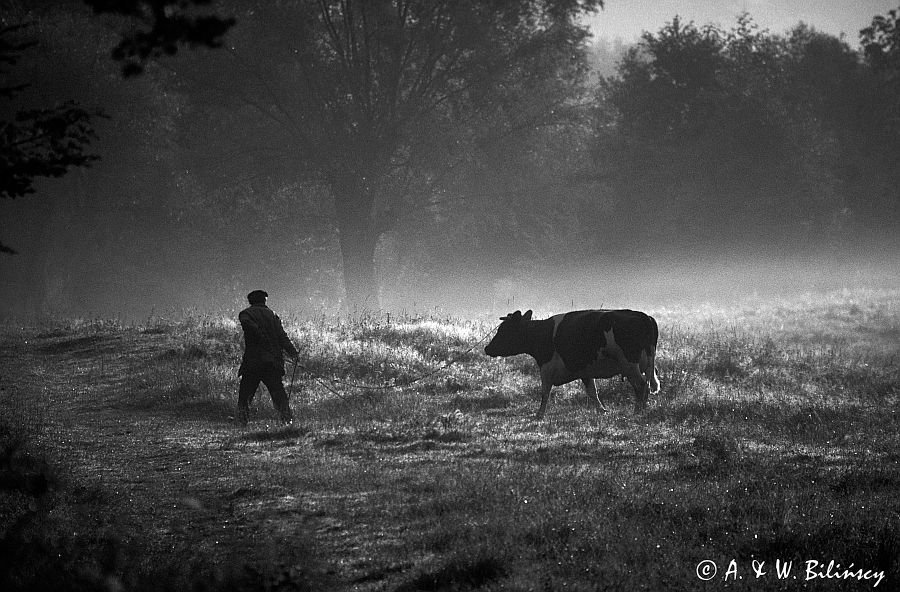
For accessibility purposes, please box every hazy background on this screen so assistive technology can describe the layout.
[2,1,898,320]
[587,0,900,46]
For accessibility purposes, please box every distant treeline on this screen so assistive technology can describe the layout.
[1,3,898,316]
[595,15,900,254]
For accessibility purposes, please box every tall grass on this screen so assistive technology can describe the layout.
[2,289,899,590]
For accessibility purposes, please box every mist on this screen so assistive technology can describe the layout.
[2,2,899,322]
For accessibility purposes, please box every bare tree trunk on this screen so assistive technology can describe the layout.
[332,175,380,311]
[337,218,379,311]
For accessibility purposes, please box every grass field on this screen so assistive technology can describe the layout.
[1,288,899,591]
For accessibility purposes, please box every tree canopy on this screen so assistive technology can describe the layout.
[175,0,604,308]
[1,2,899,317]
[596,12,897,253]
[0,23,101,253]
[84,0,235,76]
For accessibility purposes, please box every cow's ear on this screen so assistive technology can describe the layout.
[523,310,533,321]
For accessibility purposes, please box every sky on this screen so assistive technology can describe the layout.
[585,0,898,46]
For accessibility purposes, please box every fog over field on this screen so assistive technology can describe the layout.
[1,1,898,321]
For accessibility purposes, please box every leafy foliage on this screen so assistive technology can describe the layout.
[859,7,900,212]
[84,0,235,76]
[1,102,101,200]
[596,13,896,251]
[2,4,900,316]
[0,24,103,254]
[181,0,603,308]
[861,7,900,74]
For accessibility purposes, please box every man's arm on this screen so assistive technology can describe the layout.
[275,316,299,358]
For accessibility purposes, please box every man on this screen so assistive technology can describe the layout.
[237,290,299,425]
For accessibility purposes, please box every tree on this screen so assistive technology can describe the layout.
[861,7,900,75]
[185,0,602,310]
[84,0,235,76]
[0,22,101,254]
[857,7,900,232]
[860,8,900,148]
[1,1,234,255]
[595,14,866,252]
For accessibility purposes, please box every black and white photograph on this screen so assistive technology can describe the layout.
[1,0,898,589]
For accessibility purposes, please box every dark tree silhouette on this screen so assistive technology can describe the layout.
[596,14,869,249]
[204,0,603,309]
[857,7,900,230]
[0,24,101,254]
[1,1,235,254]
[861,7,900,74]
[84,0,235,76]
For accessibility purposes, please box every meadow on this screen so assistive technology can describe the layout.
[1,288,898,591]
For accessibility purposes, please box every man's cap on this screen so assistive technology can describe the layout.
[247,290,268,304]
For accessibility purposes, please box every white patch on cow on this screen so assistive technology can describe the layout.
[550,313,566,337]
[637,346,660,393]
[531,310,659,417]
[528,309,660,417]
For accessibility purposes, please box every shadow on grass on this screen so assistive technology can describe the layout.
[448,391,512,412]
[744,519,899,582]
[40,334,125,357]
[311,427,474,457]
[241,426,308,442]
[394,552,507,592]
[644,398,892,443]
[831,463,900,495]
[124,392,236,420]
[485,440,636,465]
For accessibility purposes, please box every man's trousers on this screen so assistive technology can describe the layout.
[238,369,293,423]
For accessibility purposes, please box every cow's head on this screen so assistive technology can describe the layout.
[484,310,533,357]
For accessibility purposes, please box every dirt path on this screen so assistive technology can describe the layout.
[1,329,339,589]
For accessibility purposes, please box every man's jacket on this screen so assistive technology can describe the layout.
[238,304,298,376]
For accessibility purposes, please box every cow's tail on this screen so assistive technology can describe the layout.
[646,315,660,395]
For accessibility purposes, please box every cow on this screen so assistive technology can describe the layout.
[485,309,660,417]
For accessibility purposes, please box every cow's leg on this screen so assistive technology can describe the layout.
[641,348,661,395]
[622,363,649,412]
[648,368,660,395]
[536,376,553,418]
[581,378,608,413]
